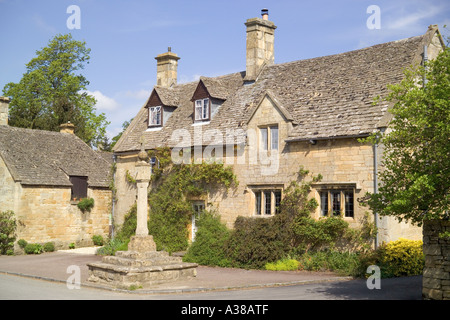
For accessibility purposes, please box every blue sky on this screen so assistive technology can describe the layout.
[1,0,449,139]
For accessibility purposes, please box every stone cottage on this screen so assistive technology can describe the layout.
[0,96,112,250]
[112,10,445,244]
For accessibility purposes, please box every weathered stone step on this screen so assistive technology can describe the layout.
[88,261,198,274]
[102,255,182,267]
[115,250,170,259]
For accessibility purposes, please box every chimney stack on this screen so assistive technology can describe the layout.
[155,47,180,87]
[244,9,277,82]
[60,121,75,134]
[0,96,10,126]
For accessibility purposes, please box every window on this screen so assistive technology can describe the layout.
[331,191,341,216]
[320,191,328,216]
[191,201,205,241]
[260,125,278,151]
[274,191,282,214]
[254,189,282,216]
[149,106,161,126]
[344,191,354,217]
[270,126,278,150]
[195,98,210,121]
[319,189,354,218]
[264,191,271,215]
[69,176,88,200]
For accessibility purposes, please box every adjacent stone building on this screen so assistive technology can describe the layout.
[112,11,445,244]
[0,99,112,250]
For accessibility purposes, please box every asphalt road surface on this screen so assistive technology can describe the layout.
[0,273,422,300]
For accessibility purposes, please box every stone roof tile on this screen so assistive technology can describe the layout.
[113,27,439,152]
[0,126,111,187]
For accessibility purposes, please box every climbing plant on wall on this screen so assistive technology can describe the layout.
[147,147,238,253]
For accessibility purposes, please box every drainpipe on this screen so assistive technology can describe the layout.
[111,153,117,239]
[373,139,379,249]
[423,45,428,87]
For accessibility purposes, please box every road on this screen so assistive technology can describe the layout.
[0,273,422,300]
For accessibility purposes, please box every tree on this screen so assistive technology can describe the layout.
[109,118,133,151]
[365,47,450,225]
[2,34,109,147]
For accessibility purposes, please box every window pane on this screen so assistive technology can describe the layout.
[203,99,209,119]
[260,128,268,150]
[274,191,282,214]
[270,126,278,150]
[344,191,354,217]
[255,192,261,215]
[195,100,203,120]
[331,191,341,216]
[150,106,161,125]
[156,107,161,125]
[264,191,271,215]
[320,191,328,216]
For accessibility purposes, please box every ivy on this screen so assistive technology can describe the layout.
[147,147,238,253]
[125,170,137,184]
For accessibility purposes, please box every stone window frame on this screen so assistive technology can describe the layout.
[252,187,282,216]
[317,188,355,218]
[259,125,279,152]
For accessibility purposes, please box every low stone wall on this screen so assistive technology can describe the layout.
[422,219,450,300]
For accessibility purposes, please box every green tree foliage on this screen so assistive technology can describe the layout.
[0,210,17,255]
[2,34,109,147]
[365,48,450,225]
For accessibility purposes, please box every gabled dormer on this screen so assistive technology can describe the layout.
[145,87,178,129]
[190,77,227,124]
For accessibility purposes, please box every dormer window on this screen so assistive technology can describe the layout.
[149,106,162,126]
[195,98,210,121]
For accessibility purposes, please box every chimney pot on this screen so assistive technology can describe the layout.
[261,8,269,20]
[60,122,75,134]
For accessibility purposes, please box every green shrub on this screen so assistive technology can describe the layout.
[92,235,104,246]
[297,250,360,275]
[381,238,424,277]
[96,238,128,256]
[24,243,43,254]
[355,238,424,278]
[0,210,17,255]
[224,216,289,269]
[17,239,28,249]
[69,243,75,249]
[77,197,95,213]
[183,211,231,267]
[265,258,300,271]
[43,242,55,252]
[292,216,349,253]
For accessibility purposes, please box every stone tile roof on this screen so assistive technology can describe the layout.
[113,27,440,153]
[0,126,111,187]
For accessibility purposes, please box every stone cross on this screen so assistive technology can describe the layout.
[127,140,156,252]
[135,153,151,236]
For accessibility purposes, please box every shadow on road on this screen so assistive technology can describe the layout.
[309,276,423,300]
